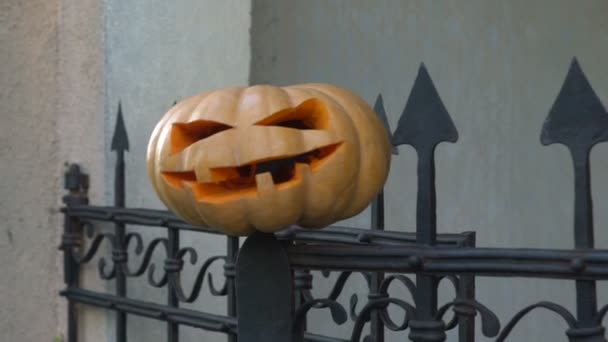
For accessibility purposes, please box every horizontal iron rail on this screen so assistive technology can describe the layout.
[61,205,472,246]
[287,244,608,279]
[277,226,471,247]
[61,288,236,333]
[303,334,348,342]
[61,206,222,234]
[61,288,346,342]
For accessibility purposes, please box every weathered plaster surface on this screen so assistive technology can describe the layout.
[250,1,608,340]
[57,0,107,341]
[1,0,106,341]
[0,1,63,340]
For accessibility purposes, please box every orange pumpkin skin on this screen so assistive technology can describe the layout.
[147,84,391,236]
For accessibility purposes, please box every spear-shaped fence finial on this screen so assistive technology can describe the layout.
[540,58,608,341]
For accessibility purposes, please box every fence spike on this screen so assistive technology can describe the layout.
[373,94,399,155]
[392,63,458,150]
[111,102,130,152]
[541,58,608,148]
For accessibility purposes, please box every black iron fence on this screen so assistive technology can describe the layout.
[59,59,608,341]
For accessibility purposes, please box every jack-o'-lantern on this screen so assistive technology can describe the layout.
[147,84,391,235]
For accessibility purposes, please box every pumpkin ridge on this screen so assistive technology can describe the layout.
[300,84,390,217]
[293,85,363,217]
[280,86,321,221]
[150,96,206,222]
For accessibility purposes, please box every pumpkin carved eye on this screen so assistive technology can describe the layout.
[266,118,314,130]
[170,120,232,154]
[255,98,329,130]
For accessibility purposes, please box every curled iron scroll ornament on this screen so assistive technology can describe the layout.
[294,271,421,340]
[166,247,228,303]
[296,271,375,324]
[294,270,500,340]
[60,222,230,296]
[435,299,500,338]
[351,297,416,342]
[439,275,461,330]
[122,232,168,278]
[121,233,230,294]
[496,302,577,341]
[294,299,348,337]
[61,221,118,280]
[596,303,608,325]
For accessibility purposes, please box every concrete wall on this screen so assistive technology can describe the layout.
[103,1,251,341]
[0,1,62,340]
[0,0,106,341]
[250,0,608,341]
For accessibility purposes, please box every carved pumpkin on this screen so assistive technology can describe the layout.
[147,84,391,235]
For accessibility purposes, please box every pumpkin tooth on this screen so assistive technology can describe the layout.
[255,172,275,195]
[194,166,213,183]
[181,181,198,200]
[294,162,311,179]
[275,163,308,191]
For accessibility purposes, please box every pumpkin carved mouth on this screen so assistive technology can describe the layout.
[162,142,342,202]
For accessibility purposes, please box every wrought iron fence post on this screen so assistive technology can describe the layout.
[112,103,129,342]
[408,147,445,342]
[369,191,386,342]
[237,232,295,342]
[226,236,239,342]
[567,150,605,342]
[167,228,180,342]
[60,164,89,342]
[541,59,608,342]
[368,94,391,341]
[457,233,476,342]
[392,64,459,342]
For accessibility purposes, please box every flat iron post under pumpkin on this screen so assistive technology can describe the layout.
[236,232,295,342]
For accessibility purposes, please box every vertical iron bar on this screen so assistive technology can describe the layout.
[111,103,129,342]
[164,100,180,342]
[64,214,80,342]
[391,65,457,342]
[167,228,179,342]
[416,150,437,245]
[62,164,88,342]
[115,148,127,342]
[540,59,608,341]
[409,148,445,342]
[226,236,239,342]
[457,233,476,342]
[63,207,79,342]
[571,151,598,329]
[370,191,385,342]
[293,269,311,336]
[563,148,606,342]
